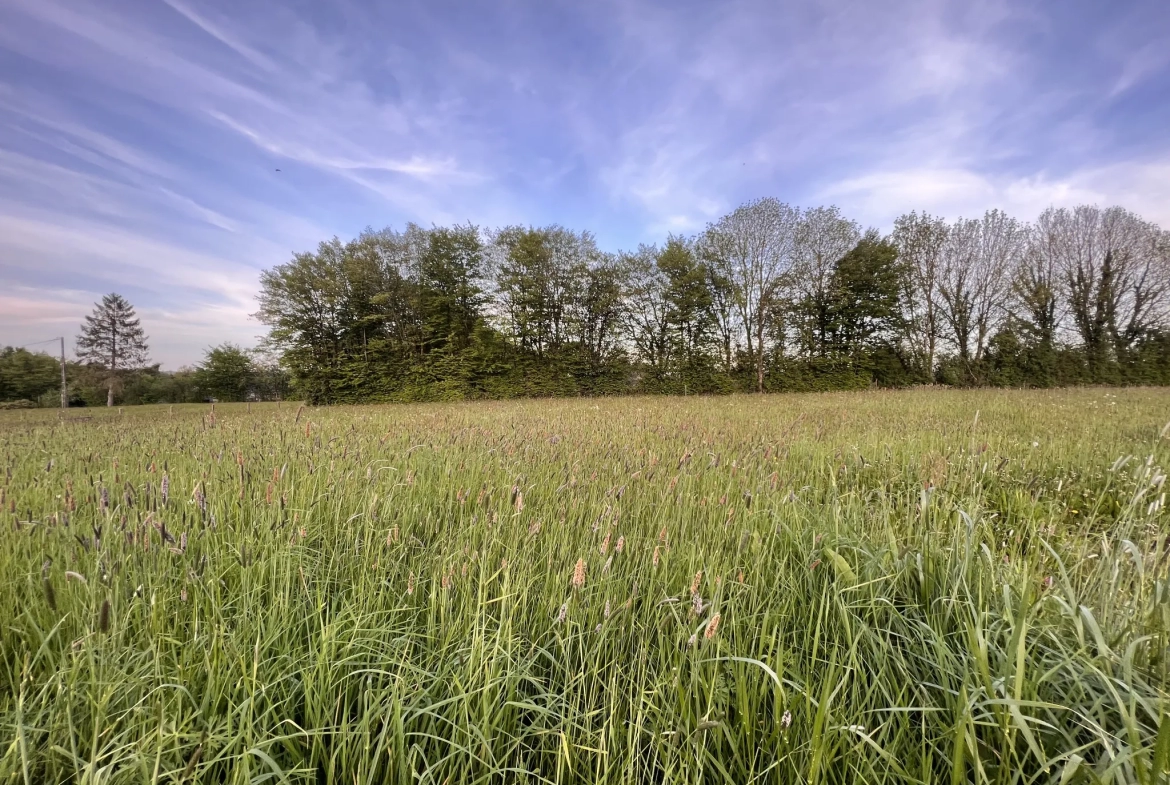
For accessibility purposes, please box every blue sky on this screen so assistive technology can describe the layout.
[1,0,1168,368]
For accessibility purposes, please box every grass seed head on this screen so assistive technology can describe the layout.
[98,598,110,633]
[572,558,586,590]
[43,577,57,611]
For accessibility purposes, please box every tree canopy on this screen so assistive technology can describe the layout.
[248,202,1169,404]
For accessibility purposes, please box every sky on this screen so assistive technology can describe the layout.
[1,0,1169,368]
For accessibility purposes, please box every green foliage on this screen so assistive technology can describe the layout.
[247,209,1168,404]
[0,347,60,403]
[827,231,905,354]
[196,344,255,402]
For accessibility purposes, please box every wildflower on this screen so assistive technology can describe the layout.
[780,710,792,730]
[687,633,697,648]
[572,558,586,590]
[556,602,568,624]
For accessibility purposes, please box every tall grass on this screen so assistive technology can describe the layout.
[1,388,1167,784]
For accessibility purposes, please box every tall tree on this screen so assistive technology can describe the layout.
[1036,205,1169,379]
[419,225,486,353]
[492,226,591,357]
[936,211,1022,374]
[622,245,672,371]
[701,198,799,391]
[196,343,255,401]
[1008,219,1064,380]
[658,236,714,368]
[792,206,861,358]
[571,255,627,372]
[828,231,905,355]
[76,293,150,406]
[891,212,948,376]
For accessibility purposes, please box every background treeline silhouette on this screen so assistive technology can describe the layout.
[4,199,1167,407]
[254,200,1170,403]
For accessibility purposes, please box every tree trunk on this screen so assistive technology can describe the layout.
[107,383,114,407]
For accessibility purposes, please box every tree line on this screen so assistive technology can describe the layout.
[254,200,1170,403]
[4,200,1166,408]
[1,294,287,407]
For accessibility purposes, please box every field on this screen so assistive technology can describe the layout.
[1,388,1168,784]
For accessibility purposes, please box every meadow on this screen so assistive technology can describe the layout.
[1,388,1168,784]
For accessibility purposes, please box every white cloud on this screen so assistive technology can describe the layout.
[818,158,1170,229]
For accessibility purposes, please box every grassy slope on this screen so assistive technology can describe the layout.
[1,388,1168,784]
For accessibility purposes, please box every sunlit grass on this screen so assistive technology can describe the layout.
[1,388,1168,783]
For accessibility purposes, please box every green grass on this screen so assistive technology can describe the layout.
[1,388,1168,784]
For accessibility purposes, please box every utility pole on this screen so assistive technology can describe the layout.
[59,336,68,409]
